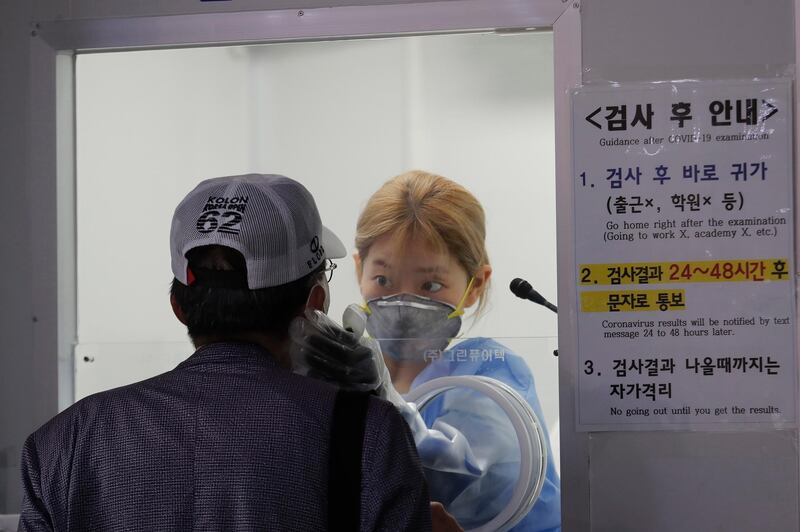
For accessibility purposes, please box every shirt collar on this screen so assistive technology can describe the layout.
[176,341,282,371]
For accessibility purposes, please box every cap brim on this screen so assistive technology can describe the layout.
[322,225,347,259]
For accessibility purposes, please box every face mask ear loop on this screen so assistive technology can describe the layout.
[447,276,475,319]
[309,276,331,314]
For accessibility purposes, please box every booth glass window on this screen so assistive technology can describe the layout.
[75,32,558,431]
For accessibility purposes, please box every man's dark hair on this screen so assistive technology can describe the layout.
[170,245,324,340]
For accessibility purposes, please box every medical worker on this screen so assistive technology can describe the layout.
[354,170,560,531]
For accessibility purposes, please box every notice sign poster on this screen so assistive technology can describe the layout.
[573,80,796,431]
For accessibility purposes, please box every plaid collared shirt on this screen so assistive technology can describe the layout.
[19,342,431,531]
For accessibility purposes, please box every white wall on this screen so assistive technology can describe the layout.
[0,0,39,515]
[559,1,798,531]
[74,33,560,426]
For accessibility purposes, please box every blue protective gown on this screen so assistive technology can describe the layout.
[410,337,561,532]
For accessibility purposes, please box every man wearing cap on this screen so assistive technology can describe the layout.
[18,174,444,531]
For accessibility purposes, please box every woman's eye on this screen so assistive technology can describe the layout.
[422,281,443,292]
[375,275,391,287]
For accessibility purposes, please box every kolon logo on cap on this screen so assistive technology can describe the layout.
[307,235,325,269]
[195,195,249,235]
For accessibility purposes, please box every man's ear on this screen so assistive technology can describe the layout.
[463,264,493,308]
[306,282,327,312]
[170,294,188,325]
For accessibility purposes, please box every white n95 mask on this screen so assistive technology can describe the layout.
[364,293,464,361]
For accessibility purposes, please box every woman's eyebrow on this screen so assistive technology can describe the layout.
[414,266,449,274]
[371,258,391,269]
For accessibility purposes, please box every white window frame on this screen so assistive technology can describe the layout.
[30,1,585,527]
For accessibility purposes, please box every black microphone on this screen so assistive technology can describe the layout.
[510,277,558,313]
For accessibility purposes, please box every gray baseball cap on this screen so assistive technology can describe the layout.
[170,173,346,289]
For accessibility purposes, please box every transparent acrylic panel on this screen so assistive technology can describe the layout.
[75,32,557,414]
[74,32,560,531]
[75,36,559,529]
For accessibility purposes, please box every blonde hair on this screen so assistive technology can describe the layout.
[355,170,490,313]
